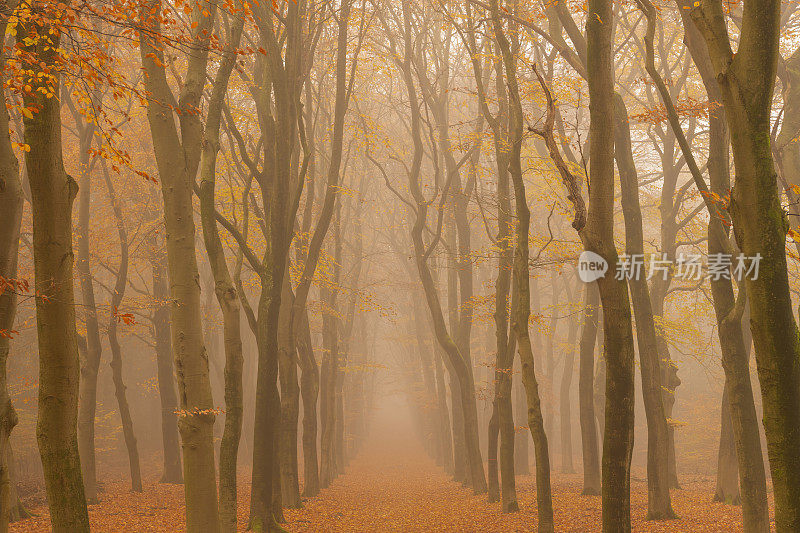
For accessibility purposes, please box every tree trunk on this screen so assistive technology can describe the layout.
[197,11,245,529]
[297,309,320,497]
[579,283,601,495]
[613,93,674,520]
[413,295,440,461]
[586,1,636,529]
[513,365,530,476]
[74,108,102,504]
[0,10,21,525]
[545,272,559,459]
[319,278,339,489]
[559,305,579,475]
[434,345,454,474]
[641,8,773,529]
[319,207,343,489]
[689,25,770,530]
[151,248,183,484]
[492,1,553,528]
[20,12,89,530]
[285,0,352,502]
[103,164,142,493]
[445,218,468,485]
[714,387,740,505]
[395,0,487,495]
[486,87,518,509]
[139,1,220,528]
[689,2,800,529]
[278,278,301,507]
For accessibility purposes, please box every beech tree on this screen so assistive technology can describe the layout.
[18,3,90,530]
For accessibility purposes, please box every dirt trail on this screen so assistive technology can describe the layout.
[10,400,759,532]
[281,400,756,532]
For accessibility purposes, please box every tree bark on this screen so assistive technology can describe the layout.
[513,364,530,476]
[434,343,454,474]
[151,247,183,484]
[586,1,636,529]
[278,278,301,507]
[579,283,601,495]
[197,10,246,529]
[139,1,220,529]
[319,244,340,489]
[102,163,142,493]
[296,308,320,497]
[689,3,800,528]
[559,300,579,475]
[613,93,675,520]
[714,387,740,505]
[486,81,518,509]
[20,10,89,531]
[73,99,102,504]
[491,1,553,528]
[0,5,21,526]
[637,5,772,528]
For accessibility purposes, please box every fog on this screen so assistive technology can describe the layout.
[0,1,797,532]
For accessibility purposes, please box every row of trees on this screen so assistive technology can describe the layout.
[0,0,799,532]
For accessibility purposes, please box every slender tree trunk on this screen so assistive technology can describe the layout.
[295,88,319,497]
[151,248,183,484]
[544,272,559,459]
[689,2,800,529]
[613,93,674,520]
[434,345,454,474]
[513,363,530,476]
[579,283,601,495]
[74,114,101,504]
[278,278,301,507]
[445,217,468,485]
[687,24,769,529]
[197,11,245,529]
[414,296,440,461]
[714,387,740,505]
[638,8,772,529]
[587,1,636,529]
[103,164,142,493]
[319,278,339,489]
[0,10,21,525]
[492,1,553,528]
[139,1,221,529]
[486,95,517,509]
[20,12,89,531]
[297,308,320,496]
[559,306,579,474]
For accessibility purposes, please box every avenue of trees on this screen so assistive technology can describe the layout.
[0,0,799,532]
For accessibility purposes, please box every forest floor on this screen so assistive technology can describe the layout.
[10,405,768,532]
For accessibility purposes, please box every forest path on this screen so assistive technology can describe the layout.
[9,397,757,532]
[282,398,754,532]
